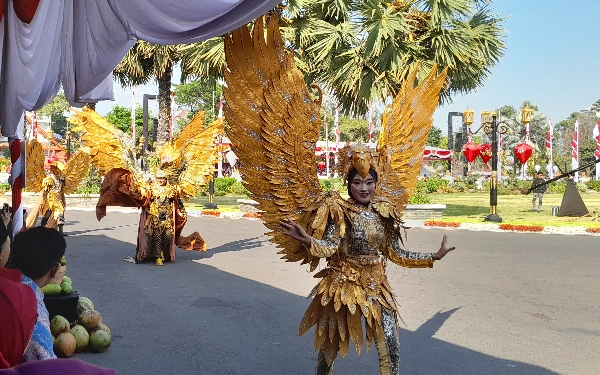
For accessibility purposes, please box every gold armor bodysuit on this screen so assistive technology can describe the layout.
[39,173,66,230]
[300,202,434,375]
[136,182,188,264]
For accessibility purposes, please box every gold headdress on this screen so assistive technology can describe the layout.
[336,143,379,183]
[154,169,167,179]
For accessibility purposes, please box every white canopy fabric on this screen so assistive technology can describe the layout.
[0,0,280,137]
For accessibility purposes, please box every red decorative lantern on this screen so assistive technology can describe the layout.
[462,142,481,163]
[479,143,492,164]
[514,143,533,165]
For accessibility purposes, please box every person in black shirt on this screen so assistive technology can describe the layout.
[531,173,547,212]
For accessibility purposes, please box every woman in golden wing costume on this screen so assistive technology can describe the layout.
[69,108,222,265]
[223,16,456,375]
[25,140,91,235]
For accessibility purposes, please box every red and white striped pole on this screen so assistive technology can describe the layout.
[9,136,23,237]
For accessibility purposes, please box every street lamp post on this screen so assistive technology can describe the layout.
[464,108,517,222]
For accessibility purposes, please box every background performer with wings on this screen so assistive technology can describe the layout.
[25,140,90,235]
[69,109,222,266]
[224,17,456,375]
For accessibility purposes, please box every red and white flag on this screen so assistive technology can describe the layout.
[546,117,553,178]
[32,111,38,139]
[217,92,224,119]
[572,119,579,182]
[131,90,136,142]
[594,120,600,180]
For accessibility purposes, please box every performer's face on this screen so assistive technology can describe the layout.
[350,174,375,204]
[157,177,167,186]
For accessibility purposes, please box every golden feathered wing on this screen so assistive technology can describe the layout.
[68,107,140,177]
[224,16,349,271]
[374,66,448,218]
[61,149,92,194]
[168,114,224,201]
[25,140,47,193]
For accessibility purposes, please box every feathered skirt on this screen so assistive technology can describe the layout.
[299,256,398,365]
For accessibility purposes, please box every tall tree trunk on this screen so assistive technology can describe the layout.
[157,63,173,144]
[84,103,96,111]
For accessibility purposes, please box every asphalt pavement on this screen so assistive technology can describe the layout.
[58,209,600,375]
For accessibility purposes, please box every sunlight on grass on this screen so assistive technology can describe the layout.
[429,192,600,228]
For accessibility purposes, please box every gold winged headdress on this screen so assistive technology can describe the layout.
[224,15,447,267]
[69,108,223,201]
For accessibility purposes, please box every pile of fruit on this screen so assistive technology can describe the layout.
[41,256,112,358]
[50,297,112,358]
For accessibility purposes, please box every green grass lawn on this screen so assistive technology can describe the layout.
[184,192,600,228]
[429,192,600,228]
[186,195,245,212]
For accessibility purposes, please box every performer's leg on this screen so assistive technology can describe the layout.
[531,195,537,211]
[58,213,66,236]
[315,348,334,375]
[374,307,400,375]
[538,194,543,212]
[40,210,51,227]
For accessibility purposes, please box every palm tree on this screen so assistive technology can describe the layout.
[284,0,506,115]
[113,42,180,144]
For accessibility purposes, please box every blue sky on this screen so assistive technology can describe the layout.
[98,0,600,134]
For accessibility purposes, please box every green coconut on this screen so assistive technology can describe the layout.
[61,281,72,294]
[75,297,94,315]
[95,323,111,338]
[62,276,72,284]
[89,330,111,353]
[50,315,70,337]
[69,325,89,352]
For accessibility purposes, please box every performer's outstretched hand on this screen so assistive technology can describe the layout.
[433,235,456,260]
[279,217,311,247]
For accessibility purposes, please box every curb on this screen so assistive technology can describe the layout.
[420,220,600,236]
[63,207,600,235]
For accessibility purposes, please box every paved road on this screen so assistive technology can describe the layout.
[57,209,599,375]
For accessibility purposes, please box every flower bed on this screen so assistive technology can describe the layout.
[242,212,262,219]
[424,220,460,228]
[585,227,600,234]
[200,210,222,217]
[498,224,544,232]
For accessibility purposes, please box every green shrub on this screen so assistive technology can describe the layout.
[74,183,100,194]
[576,182,587,192]
[423,175,448,193]
[228,181,249,195]
[0,183,10,193]
[548,181,566,193]
[319,178,345,193]
[408,191,431,204]
[448,181,467,192]
[585,180,600,192]
[214,177,237,193]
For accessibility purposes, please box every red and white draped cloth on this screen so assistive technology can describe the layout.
[0,0,280,234]
[572,119,579,182]
[594,120,600,180]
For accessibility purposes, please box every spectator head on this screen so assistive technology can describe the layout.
[9,227,66,286]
